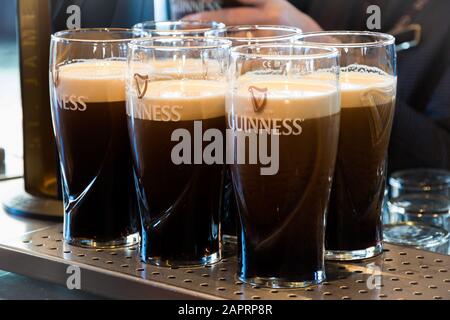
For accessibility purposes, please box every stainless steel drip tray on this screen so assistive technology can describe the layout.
[0,224,449,300]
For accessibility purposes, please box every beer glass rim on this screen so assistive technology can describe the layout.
[389,169,450,190]
[205,25,302,42]
[296,31,395,48]
[51,28,148,44]
[133,20,226,32]
[232,43,339,61]
[129,36,232,51]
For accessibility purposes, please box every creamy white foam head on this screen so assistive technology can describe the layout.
[131,59,223,80]
[340,71,397,108]
[133,80,225,121]
[230,76,340,120]
[56,60,127,102]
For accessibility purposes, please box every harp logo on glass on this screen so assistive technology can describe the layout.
[249,86,268,113]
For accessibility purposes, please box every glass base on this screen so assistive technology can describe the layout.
[144,252,222,268]
[65,232,140,249]
[239,271,325,289]
[325,243,383,261]
[383,222,450,249]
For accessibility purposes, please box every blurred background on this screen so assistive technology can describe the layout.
[0,0,22,181]
[0,0,168,182]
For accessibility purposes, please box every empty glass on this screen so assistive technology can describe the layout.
[384,169,450,253]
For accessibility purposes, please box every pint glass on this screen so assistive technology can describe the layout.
[50,29,144,248]
[298,31,397,260]
[228,44,340,288]
[207,25,303,243]
[127,37,231,267]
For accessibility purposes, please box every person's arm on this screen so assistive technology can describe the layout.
[183,0,323,32]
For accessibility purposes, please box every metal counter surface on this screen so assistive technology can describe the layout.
[0,179,58,239]
[0,179,103,300]
[0,179,449,300]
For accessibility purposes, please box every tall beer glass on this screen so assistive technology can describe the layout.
[229,44,340,288]
[50,29,144,248]
[297,31,397,261]
[207,25,303,243]
[133,20,225,36]
[127,37,231,267]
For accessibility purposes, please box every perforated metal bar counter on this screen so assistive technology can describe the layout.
[0,223,449,300]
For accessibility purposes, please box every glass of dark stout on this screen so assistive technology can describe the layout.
[297,31,397,261]
[228,44,340,288]
[205,25,303,244]
[49,29,147,248]
[127,37,232,267]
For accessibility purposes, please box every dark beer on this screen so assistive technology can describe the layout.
[229,79,340,285]
[51,61,138,246]
[326,71,396,254]
[206,26,303,244]
[128,79,225,266]
[294,31,397,260]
